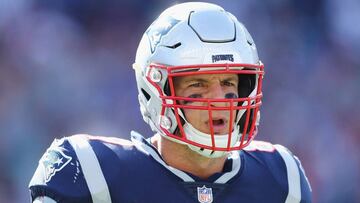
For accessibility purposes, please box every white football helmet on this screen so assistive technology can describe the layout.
[133,2,264,158]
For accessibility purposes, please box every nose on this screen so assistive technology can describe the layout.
[209,83,225,99]
[207,83,229,107]
[206,82,238,108]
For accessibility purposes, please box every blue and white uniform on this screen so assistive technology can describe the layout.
[29,131,312,203]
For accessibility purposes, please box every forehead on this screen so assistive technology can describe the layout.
[173,73,238,83]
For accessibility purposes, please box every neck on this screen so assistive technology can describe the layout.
[151,134,227,179]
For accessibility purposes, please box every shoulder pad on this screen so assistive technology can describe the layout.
[244,140,276,152]
[86,135,134,148]
[244,142,312,202]
[29,134,112,202]
[273,144,312,202]
[33,196,57,203]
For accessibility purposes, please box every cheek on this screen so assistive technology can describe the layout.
[184,109,197,120]
[183,109,204,124]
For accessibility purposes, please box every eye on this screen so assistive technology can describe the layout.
[188,82,203,88]
[222,81,236,87]
[182,94,202,104]
[225,93,238,99]
[188,94,202,98]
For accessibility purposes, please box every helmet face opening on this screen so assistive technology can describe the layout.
[145,63,264,151]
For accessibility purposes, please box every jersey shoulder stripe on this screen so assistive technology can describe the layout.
[29,134,131,202]
[68,134,112,203]
[274,144,301,203]
[243,140,312,203]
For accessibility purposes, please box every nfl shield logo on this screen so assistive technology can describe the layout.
[197,185,213,203]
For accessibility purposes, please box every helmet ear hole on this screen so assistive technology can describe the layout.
[141,88,151,101]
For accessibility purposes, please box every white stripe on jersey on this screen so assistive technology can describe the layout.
[274,145,301,203]
[33,196,57,203]
[68,134,112,203]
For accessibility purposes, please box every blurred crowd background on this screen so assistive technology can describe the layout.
[0,0,359,202]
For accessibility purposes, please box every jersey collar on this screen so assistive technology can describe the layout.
[130,131,241,183]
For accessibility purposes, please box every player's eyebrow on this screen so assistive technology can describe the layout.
[222,75,238,82]
[173,77,206,87]
[183,78,208,83]
[175,75,239,88]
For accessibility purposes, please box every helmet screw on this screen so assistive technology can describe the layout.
[160,116,172,130]
[150,69,162,82]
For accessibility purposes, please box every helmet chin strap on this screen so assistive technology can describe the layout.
[183,122,240,158]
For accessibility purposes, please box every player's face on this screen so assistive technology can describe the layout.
[173,73,239,135]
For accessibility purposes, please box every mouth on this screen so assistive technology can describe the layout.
[206,117,228,134]
[212,118,225,126]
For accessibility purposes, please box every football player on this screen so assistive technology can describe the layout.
[29,2,312,203]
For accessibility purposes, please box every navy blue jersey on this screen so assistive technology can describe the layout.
[29,131,312,203]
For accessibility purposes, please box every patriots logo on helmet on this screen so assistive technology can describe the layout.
[146,16,180,52]
[40,145,72,183]
[211,54,234,63]
[197,185,213,203]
